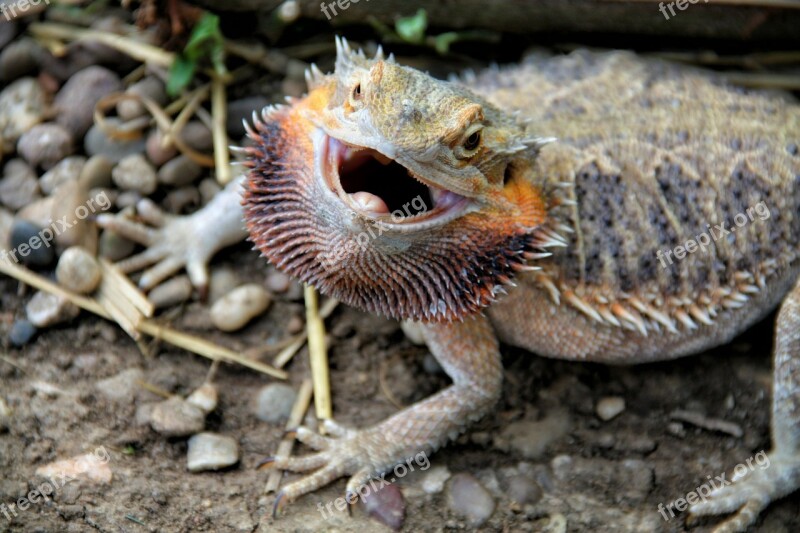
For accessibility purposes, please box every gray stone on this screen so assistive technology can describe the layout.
[0,159,39,211]
[39,156,86,195]
[9,319,37,347]
[445,473,495,527]
[253,383,296,424]
[85,120,147,163]
[187,432,240,472]
[0,78,46,154]
[150,396,206,437]
[10,220,55,268]
[0,38,44,82]
[26,291,80,328]
[112,154,157,195]
[55,66,122,138]
[157,155,202,186]
[17,123,74,170]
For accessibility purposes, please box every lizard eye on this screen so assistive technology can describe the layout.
[352,83,362,100]
[463,130,481,151]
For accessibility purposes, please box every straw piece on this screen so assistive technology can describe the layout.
[265,378,313,493]
[0,258,287,379]
[211,76,232,185]
[304,285,332,421]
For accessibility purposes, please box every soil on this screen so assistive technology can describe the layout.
[2,245,799,533]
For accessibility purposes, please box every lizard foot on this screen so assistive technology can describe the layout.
[688,450,800,532]
[268,419,400,515]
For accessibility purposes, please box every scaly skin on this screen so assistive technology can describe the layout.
[100,40,800,531]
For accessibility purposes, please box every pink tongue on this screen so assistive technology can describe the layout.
[350,191,389,214]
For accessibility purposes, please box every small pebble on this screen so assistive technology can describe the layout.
[0,159,39,210]
[95,368,144,403]
[157,155,202,186]
[187,432,240,472]
[0,37,45,82]
[446,473,495,527]
[265,270,291,293]
[596,396,626,421]
[163,186,200,214]
[360,482,405,531]
[17,123,74,170]
[186,383,218,415]
[149,396,206,437]
[112,154,157,195]
[180,121,213,151]
[117,76,167,121]
[209,267,239,304]
[198,178,222,205]
[210,283,271,332]
[420,466,451,494]
[148,275,193,309]
[56,246,102,294]
[253,383,296,424]
[145,128,178,167]
[505,474,543,506]
[79,155,113,189]
[39,156,86,195]
[0,78,46,154]
[99,228,135,261]
[0,21,17,51]
[55,66,122,138]
[10,220,55,268]
[9,319,37,347]
[26,291,80,328]
[84,120,147,163]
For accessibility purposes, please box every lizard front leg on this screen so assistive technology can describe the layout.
[269,313,503,509]
[96,175,248,296]
[689,277,800,532]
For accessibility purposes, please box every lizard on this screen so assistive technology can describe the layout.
[97,38,800,532]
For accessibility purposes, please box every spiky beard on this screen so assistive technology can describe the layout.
[241,107,558,323]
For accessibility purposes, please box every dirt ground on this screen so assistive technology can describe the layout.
[1,243,799,533]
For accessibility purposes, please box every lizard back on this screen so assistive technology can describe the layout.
[468,51,800,349]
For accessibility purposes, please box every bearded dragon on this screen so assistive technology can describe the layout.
[97,39,800,532]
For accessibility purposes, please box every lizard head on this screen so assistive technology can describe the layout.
[243,38,563,322]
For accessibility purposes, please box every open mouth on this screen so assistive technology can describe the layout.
[323,135,470,226]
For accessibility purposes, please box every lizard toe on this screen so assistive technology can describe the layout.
[688,451,800,532]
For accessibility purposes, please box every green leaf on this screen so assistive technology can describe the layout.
[167,55,197,96]
[395,9,427,44]
[166,12,228,96]
[434,32,460,55]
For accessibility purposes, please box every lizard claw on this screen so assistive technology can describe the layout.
[687,450,800,532]
[265,421,394,509]
[96,199,213,295]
